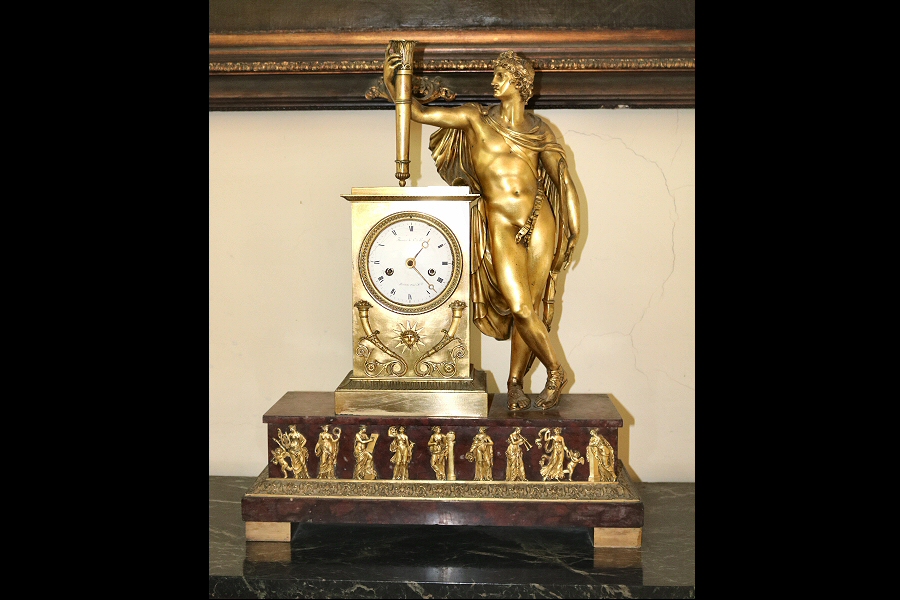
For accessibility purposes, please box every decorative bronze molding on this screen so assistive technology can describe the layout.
[210,57,694,74]
[210,60,383,73]
[246,469,640,502]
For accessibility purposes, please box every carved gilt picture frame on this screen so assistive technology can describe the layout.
[209,0,695,110]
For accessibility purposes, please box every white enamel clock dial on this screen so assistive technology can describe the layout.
[359,211,463,315]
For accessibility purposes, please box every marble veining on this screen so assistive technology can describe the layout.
[210,476,694,599]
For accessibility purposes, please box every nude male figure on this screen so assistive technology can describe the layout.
[383,49,581,410]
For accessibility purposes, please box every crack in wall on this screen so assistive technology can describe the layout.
[659,368,695,391]
[566,128,678,301]
[566,331,652,386]
[562,129,688,389]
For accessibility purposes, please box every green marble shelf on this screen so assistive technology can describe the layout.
[210,476,695,599]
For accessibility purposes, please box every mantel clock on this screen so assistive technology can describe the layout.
[244,39,644,552]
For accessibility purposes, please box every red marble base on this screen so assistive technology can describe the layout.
[259,391,624,482]
[241,392,643,534]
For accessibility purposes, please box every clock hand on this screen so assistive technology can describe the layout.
[410,264,436,291]
[413,239,429,259]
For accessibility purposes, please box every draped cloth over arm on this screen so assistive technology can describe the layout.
[428,104,573,341]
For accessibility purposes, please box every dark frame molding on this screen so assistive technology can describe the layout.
[209,2,695,111]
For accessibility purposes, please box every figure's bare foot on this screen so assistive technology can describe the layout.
[507,382,530,411]
[536,367,567,410]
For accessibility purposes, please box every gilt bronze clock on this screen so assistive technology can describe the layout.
[334,186,489,417]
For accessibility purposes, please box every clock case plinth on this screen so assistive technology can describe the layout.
[337,186,488,418]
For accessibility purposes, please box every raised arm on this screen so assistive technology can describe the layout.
[383,50,474,130]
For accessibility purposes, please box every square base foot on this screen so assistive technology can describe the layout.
[594,527,642,548]
[246,521,294,542]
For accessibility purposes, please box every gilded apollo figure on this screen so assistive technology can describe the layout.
[383,49,581,411]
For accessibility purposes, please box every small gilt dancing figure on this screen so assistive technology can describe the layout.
[272,425,310,479]
[388,426,415,480]
[563,450,584,481]
[535,427,573,481]
[271,445,293,478]
[352,425,379,480]
[587,429,617,482]
[314,424,342,479]
[505,427,532,481]
[465,426,494,481]
[428,426,454,480]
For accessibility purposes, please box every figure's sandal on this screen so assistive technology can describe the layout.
[507,378,531,411]
[536,367,567,410]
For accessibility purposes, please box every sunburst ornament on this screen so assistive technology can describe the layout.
[393,320,426,354]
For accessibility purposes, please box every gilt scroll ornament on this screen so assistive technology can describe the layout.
[354,300,408,377]
[413,300,468,377]
[354,299,469,378]
[366,75,457,105]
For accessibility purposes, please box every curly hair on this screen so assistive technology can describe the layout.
[493,50,535,103]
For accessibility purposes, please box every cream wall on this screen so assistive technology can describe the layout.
[209,108,694,482]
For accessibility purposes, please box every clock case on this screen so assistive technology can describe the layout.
[335,186,489,417]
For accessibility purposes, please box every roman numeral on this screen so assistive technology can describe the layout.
[437,277,444,283]
[441,261,448,265]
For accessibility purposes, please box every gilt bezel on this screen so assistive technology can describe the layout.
[358,211,463,315]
